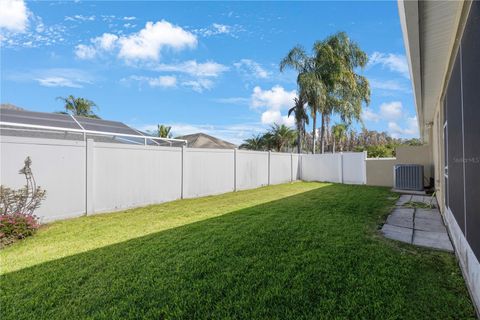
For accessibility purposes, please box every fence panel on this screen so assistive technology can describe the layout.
[236,150,269,190]
[300,153,341,183]
[342,152,367,184]
[184,148,235,198]
[93,143,182,213]
[0,136,86,222]
[270,152,292,184]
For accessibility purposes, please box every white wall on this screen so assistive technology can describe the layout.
[236,150,269,190]
[270,152,293,185]
[0,136,366,222]
[93,143,182,213]
[301,153,341,183]
[184,148,234,198]
[0,136,86,222]
[342,152,367,185]
[300,152,367,185]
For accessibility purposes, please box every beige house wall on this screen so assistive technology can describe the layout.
[366,158,397,187]
[366,144,434,188]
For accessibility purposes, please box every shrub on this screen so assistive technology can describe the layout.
[0,157,46,248]
[0,213,39,247]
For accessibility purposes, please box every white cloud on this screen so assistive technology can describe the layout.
[75,21,197,62]
[75,33,119,59]
[369,52,409,78]
[214,97,250,105]
[154,60,228,78]
[21,68,94,88]
[1,13,67,48]
[251,85,296,110]
[35,77,83,88]
[361,108,381,122]
[193,23,242,37]
[123,16,136,21]
[261,110,295,127]
[250,85,296,127]
[380,101,402,120]
[182,79,214,93]
[64,15,95,22]
[75,44,96,59]
[234,59,269,79]
[118,20,197,61]
[370,79,409,92]
[127,75,177,88]
[388,116,419,138]
[361,101,418,138]
[0,0,29,33]
[150,75,176,88]
[94,33,118,50]
[123,23,136,29]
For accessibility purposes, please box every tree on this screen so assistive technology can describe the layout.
[288,95,309,153]
[332,123,347,153]
[267,124,297,152]
[240,134,265,150]
[153,125,172,138]
[313,32,370,153]
[280,46,325,154]
[56,95,100,118]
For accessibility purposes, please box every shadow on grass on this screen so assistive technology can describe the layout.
[1,184,475,319]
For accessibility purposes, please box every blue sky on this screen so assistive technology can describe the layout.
[0,0,418,144]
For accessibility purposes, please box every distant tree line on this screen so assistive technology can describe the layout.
[240,125,421,157]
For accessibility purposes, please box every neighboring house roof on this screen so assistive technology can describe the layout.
[175,133,237,149]
[0,103,25,111]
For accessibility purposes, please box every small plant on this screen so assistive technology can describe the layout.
[404,192,437,209]
[0,157,46,248]
[404,201,432,209]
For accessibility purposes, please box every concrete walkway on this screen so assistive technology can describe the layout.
[381,194,453,252]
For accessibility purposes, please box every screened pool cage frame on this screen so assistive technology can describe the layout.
[0,111,187,147]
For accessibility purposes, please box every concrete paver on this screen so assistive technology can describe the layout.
[381,224,413,243]
[382,194,453,252]
[413,230,454,252]
[386,208,414,228]
[396,194,412,206]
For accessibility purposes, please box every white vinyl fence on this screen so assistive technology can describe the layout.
[300,152,367,184]
[1,136,366,222]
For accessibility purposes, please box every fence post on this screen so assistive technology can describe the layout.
[299,154,303,180]
[339,152,344,184]
[268,151,272,185]
[234,148,238,191]
[86,139,95,215]
[290,153,294,182]
[181,146,186,199]
[363,151,368,184]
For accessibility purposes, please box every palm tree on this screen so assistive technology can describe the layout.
[314,32,370,152]
[280,46,325,154]
[332,123,347,153]
[240,134,265,150]
[56,95,100,118]
[288,95,309,153]
[268,124,297,152]
[155,125,172,138]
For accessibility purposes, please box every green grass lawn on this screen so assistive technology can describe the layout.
[0,182,475,319]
